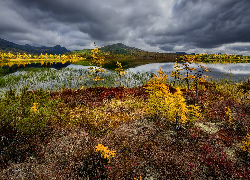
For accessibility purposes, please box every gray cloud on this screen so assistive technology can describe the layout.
[145,0,250,52]
[159,44,175,51]
[227,45,250,52]
[0,0,250,55]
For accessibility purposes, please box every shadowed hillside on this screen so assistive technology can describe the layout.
[0,38,70,55]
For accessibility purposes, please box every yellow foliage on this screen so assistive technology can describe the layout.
[144,68,188,124]
[171,61,183,81]
[134,176,142,180]
[30,103,39,114]
[90,42,105,67]
[87,43,108,82]
[186,104,202,125]
[144,67,169,118]
[225,107,233,125]
[145,67,201,125]
[115,61,127,78]
[239,134,250,156]
[95,144,116,162]
[166,87,187,123]
[0,51,86,67]
[199,75,211,82]
[93,76,104,81]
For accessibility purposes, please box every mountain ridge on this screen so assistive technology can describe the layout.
[0,38,174,56]
[71,43,156,55]
[0,38,70,55]
[99,43,146,54]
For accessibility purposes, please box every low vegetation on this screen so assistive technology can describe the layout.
[0,45,250,179]
[180,53,250,64]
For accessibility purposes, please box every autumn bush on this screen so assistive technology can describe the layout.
[0,87,60,168]
[144,67,201,133]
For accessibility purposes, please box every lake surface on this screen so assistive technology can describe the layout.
[67,62,250,82]
[1,62,249,96]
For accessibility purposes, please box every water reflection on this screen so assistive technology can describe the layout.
[1,62,250,97]
[66,64,98,70]
[126,62,250,81]
[3,62,249,82]
[2,62,70,70]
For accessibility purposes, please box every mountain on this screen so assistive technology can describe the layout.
[99,43,146,54]
[70,43,148,55]
[0,38,70,55]
[69,43,177,62]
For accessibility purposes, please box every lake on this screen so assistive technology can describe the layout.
[2,61,250,82]
[67,62,250,82]
[1,61,249,96]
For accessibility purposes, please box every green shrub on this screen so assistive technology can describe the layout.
[0,86,60,136]
[0,77,6,88]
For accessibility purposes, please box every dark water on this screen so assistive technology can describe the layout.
[1,62,70,70]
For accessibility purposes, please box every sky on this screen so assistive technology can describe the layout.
[1,0,250,55]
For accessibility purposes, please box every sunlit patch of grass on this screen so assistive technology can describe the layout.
[60,96,148,136]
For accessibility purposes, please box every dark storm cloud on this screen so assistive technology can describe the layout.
[13,0,122,40]
[12,0,161,41]
[148,0,250,50]
[0,0,250,54]
[159,44,175,51]
[0,0,163,47]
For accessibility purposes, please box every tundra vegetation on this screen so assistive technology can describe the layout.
[0,44,250,179]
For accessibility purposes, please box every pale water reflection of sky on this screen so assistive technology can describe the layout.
[199,63,250,75]
[125,62,250,81]
[66,64,98,70]
[126,63,175,73]
[65,63,250,81]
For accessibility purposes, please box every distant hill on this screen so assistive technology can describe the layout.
[70,43,148,55]
[99,43,147,54]
[0,38,70,55]
[0,39,177,60]
[67,49,92,55]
